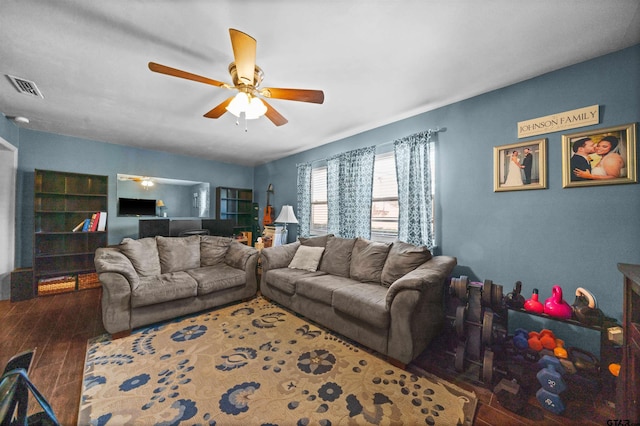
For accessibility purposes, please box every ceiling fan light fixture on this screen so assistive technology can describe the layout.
[226,92,249,117]
[245,96,267,120]
[226,92,266,120]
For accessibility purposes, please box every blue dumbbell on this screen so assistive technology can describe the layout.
[536,388,566,414]
[537,355,567,394]
[538,355,566,375]
[513,328,529,350]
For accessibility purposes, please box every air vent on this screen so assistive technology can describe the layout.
[7,75,44,98]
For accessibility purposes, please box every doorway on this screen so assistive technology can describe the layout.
[0,137,17,300]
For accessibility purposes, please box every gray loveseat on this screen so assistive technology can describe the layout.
[259,235,457,365]
[95,235,258,335]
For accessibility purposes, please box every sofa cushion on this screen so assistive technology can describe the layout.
[119,237,161,277]
[131,271,198,308]
[156,236,201,274]
[349,238,391,283]
[319,236,356,278]
[298,234,333,248]
[266,268,326,295]
[200,236,232,266]
[289,245,325,272]
[332,283,390,329]
[187,265,245,296]
[381,240,433,287]
[296,274,359,306]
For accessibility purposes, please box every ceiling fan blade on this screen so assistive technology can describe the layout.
[148,62,227,87]
[203,96,234,119]
[229,29,257,86]
[262,99,288,126]
[261,88,325,104]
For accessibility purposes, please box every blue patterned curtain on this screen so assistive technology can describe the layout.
[296,162,312,238]
[327,146,376,238]
[394,131,434,248]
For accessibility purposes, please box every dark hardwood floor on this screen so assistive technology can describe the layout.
[0,288,615,425]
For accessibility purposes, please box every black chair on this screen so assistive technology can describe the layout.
[0,349,60,426]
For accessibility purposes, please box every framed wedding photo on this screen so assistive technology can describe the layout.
[561,123,637,188]
[494,139,547,192]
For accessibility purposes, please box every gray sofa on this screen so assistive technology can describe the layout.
[259,235,457,365]
[95,235,258,335]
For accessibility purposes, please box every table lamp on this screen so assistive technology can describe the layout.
[274,205,298,245]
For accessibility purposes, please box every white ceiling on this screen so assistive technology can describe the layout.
[1,1,639,167]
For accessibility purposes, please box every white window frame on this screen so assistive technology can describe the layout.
[370,151,398,242]
[309,153,399,240]
[310,166,328,236]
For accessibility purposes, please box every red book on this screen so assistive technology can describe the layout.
[89,212,99,232]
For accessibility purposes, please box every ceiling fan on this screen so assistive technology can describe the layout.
[148,28,324,126]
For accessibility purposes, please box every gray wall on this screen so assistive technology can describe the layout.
[254,44,640,321]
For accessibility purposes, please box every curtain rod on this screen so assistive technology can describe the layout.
[305,127,443,166]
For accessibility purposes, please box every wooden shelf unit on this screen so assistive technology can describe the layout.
[33,169,108,295]
[216,187,253,235]
[616,263,640,422]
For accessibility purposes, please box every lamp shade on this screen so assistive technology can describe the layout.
[156,200,165,207]
[226,92,267,120]
[275,205,298,224]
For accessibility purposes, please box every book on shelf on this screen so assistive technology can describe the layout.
[81,218,91,232]
[88,212,98,232]
[97,211,107,231]
[72,220,86,232]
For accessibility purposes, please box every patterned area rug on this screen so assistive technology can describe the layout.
[79,297,477,425]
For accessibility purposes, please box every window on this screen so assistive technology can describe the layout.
[308,148,434,243]
[310,166,328,235]
[370,151,398,241]
[310,138,436,244]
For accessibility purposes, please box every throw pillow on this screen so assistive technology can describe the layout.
[349,237,391,283]
[119,237,161,277]
[319,236,356,278]
[288,245,325,272]
[381,240,432,287]
[298,234,333,248]
[201,235,232,266]
[156,235,201,274]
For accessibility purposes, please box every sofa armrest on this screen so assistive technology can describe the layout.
[95,247,139,289]
[99,272,134,334]
[385,255,457,363]
[385,255,456,309]
[260,242,301,271]
[225,241,258,269]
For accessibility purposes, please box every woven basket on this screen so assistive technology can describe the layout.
[38,276,76,295]
[78,272,101,290]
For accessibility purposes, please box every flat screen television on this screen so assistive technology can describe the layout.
[118,197,156,216]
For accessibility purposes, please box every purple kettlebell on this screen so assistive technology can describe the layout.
[543,285,573,319]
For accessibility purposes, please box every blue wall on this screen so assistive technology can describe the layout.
[12,129,253,266]
[3,45,638,320]
[254,45,640,321]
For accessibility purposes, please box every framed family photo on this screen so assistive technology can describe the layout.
[494,139,547,192]
[562,123,637,188]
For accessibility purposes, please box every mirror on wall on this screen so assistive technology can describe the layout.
[117,174,210,218]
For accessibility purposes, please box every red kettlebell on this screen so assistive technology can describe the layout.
[524,288,544,314]
[544,285,573,319]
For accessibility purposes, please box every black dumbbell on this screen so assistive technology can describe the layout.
[447,342,507,385]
